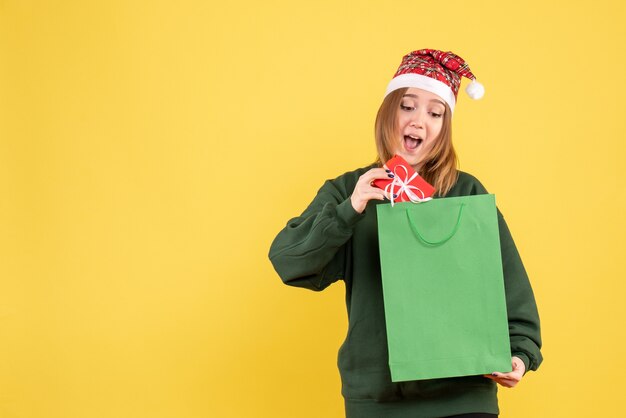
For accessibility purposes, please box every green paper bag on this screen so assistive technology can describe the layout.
[376,194,512,382]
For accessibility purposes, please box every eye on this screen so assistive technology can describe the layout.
[400,104,415,111]
[430,112,443,118]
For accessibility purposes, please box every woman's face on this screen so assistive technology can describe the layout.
[394,87,446,172]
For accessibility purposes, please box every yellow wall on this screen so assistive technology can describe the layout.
[1,1,625,417]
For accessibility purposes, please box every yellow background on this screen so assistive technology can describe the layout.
[1,0,625,417]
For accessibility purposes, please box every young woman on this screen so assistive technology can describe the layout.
[269,49,542,418]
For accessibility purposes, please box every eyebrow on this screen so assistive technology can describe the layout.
[403,94,445,107]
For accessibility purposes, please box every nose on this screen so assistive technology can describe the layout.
[410,110,426,128]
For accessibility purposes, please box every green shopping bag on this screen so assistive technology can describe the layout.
[376,194,512,382]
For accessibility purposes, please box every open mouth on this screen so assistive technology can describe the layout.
[404,135,423,151]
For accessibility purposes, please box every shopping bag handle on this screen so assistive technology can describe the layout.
[406,203,465,246]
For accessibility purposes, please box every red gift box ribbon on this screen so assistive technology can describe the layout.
[373,155,435,206]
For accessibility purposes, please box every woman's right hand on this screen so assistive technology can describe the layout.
[350,167,394,214]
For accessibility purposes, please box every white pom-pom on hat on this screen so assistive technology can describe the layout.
[465,80,485,100]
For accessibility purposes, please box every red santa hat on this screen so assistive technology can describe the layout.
[384,49,484,114]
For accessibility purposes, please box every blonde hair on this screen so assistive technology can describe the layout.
[373,87,458,196]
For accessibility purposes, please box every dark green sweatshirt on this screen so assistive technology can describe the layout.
[268,165,543,418]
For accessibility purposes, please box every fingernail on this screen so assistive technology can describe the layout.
[393,194,398,198]
[388,174,394,178]
[491,373,498,376]
[385,169,391,173]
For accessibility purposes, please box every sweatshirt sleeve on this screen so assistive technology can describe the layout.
[497,211,544,373]
[467,175,543,373]
[268,177,365,291]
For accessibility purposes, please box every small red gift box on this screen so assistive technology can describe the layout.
[373,155,436,203]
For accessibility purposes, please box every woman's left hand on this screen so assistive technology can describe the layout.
[483,356,526,388]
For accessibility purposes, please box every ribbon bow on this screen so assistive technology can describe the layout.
[384,164,432,207]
